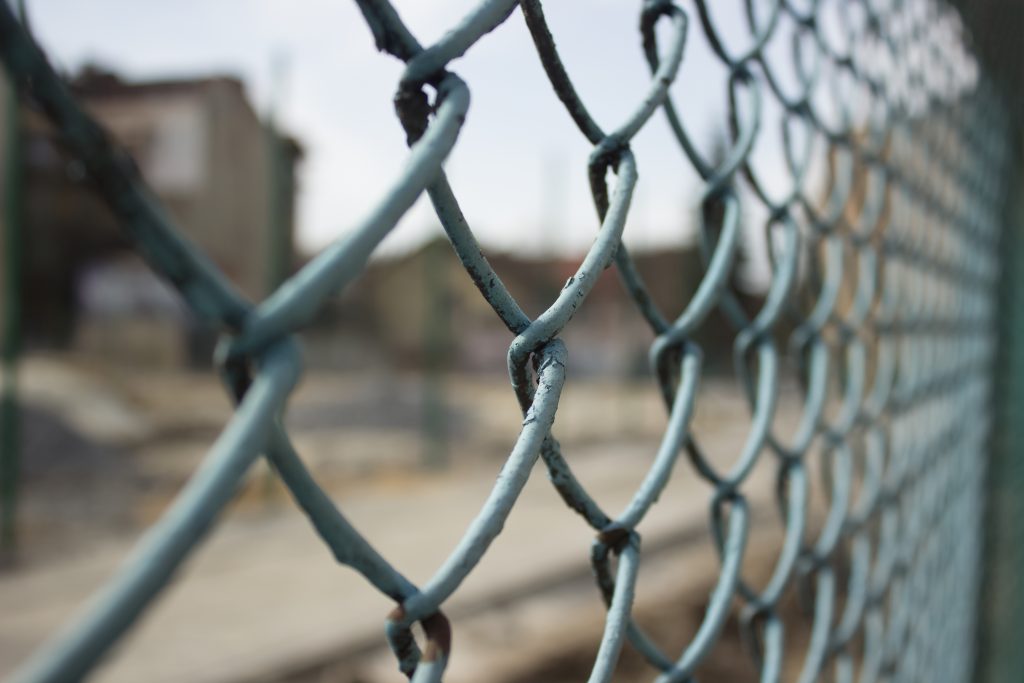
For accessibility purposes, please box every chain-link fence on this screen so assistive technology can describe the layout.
[0,0,1016,681]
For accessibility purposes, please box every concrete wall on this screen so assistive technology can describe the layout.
[0,73,299,361]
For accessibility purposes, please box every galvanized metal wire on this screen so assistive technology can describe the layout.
[0,0,1013,681]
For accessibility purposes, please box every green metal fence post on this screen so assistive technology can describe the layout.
[977,139,1024,683]
[0,0,26,560]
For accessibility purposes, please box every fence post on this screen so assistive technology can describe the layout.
[0,22,24,560]
[976,139,1024,683]
[421,239,449,469]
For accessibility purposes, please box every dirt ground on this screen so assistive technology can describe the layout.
[2,353,820,682]
[8,352,784,566]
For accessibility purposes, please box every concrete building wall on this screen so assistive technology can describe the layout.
[0,70,300,363]
[77,78,284,301]
[201,78,275,300]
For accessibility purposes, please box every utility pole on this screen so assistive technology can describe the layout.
[1,0,27,560]
[421,238,449,469]
[539,148,567,254]
[262,53,291,501]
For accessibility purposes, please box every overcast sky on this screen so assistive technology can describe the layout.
[22,0,851,287]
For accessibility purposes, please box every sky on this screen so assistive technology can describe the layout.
[20,0,865,286]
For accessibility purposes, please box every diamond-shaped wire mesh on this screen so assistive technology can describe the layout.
[0,0,1013,681]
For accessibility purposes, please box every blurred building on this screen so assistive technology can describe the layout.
[0,66,301,365]
[306,238,763,377]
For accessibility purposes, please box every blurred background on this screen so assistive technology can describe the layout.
[0,1,1021,682]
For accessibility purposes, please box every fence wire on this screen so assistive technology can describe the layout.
[0,0,1014,681]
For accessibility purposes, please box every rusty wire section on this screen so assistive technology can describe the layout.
[0,0,1013,681]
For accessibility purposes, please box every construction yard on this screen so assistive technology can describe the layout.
[0,353,818,682]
